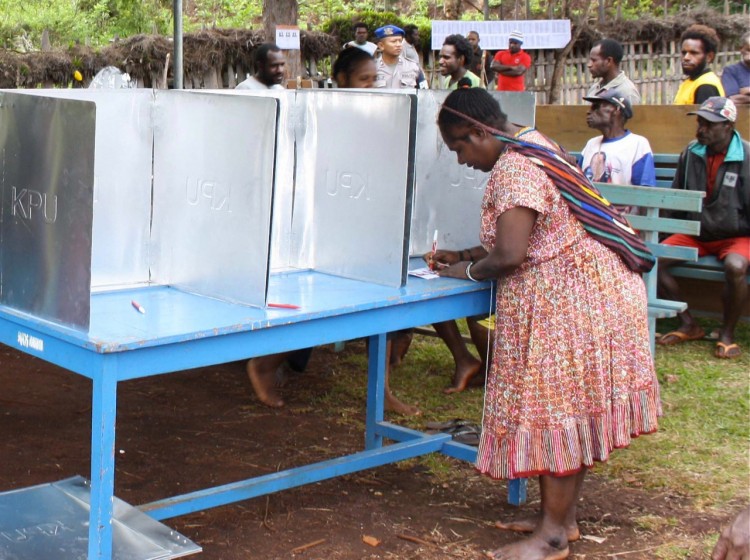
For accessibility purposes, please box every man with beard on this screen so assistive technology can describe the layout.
[674,24,725,104]
[586,38,641,105]
[658,98,749,360]
[236,43,286,90]
[491,30,531,91]
[438,34,482,89]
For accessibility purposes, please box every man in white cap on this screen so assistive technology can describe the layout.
[491,30,531,91]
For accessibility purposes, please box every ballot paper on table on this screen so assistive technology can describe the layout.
[408,267,440,280]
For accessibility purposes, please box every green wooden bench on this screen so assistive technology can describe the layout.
[653,153,679,188]
[594,183,704,353]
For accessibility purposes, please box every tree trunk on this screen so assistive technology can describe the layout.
[263,0,302,84]
[547,0,596,104]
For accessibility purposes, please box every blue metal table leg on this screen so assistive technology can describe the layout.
[507,478,527,506]
[365,333,387,450]
[88,360,118,560]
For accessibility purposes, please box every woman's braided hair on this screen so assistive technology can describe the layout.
[437,87,508,130]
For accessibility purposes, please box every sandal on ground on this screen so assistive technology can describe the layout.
[715,342,742,359]
[451,424,481,446]
[657,328,705,346]
[425,418,474,432]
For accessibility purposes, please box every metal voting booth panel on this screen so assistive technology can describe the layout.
[409,90,536,256]
[151,92,278,306]
[0,90,280,325]
[19,89,156,289]
[0,477,201,560]
[0,92,96,330]
[294,90,416,287]
[217,89,417,289]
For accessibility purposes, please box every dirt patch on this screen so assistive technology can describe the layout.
[0,344,730,559]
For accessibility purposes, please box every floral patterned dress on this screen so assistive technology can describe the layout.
[475,130,661,480]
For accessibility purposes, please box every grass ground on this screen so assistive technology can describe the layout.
[322,318,749,559]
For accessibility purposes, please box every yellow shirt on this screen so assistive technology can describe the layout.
[674,71,725,105]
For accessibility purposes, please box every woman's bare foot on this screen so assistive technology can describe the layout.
[444,358,482,394]
[495,518,580,542]
[385,390,421,416]
[487,535,569,560]
[246,359,285,408]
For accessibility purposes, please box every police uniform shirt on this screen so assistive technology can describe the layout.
[374,55,421,89]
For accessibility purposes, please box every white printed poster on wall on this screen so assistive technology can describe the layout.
[431,20,571,50]
[276,25,301,50]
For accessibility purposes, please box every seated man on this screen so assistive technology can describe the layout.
[581,89,656,187]
[722,31,750,106]
[657,97,750,359]
[581,90,656,215]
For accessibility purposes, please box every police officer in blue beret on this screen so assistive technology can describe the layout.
[374,24,427,89]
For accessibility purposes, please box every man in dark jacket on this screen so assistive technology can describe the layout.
[658,97,749,359]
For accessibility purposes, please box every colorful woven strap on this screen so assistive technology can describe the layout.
[438,104,655,273]
[502,133,655,274]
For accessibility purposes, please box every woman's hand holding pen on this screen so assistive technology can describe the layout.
[437,261,471,279]
[423,249,459,271]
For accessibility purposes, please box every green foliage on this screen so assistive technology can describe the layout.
[189,0,262,30]
[323,10,404,43]
[0,0,172,48]
[299,0,375,28]
[322,10,432,53]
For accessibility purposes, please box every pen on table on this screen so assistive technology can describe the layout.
[131,300,146,314]
[430,229,438,270]
[267,303,300,310]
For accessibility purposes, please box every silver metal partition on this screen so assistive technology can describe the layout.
[151,91,278,307]
[410,90,536,256]
[0,93,96,329]
[294,90,416,287]
[197,89,305,274]
[19,90,155,289]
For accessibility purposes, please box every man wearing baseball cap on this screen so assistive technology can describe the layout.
[490,30,531,91]
[580,90,656,213]
[658,97,750,359]
[373,24,426,89]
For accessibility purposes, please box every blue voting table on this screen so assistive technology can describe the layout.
[0,261,524,560]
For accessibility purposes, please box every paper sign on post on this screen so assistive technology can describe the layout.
[276,25,301,50]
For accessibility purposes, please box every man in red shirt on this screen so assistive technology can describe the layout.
[491,30,531,91]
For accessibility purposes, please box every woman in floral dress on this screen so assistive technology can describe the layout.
[427,87,660,560]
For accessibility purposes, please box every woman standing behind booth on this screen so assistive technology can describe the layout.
[426,88,660,559]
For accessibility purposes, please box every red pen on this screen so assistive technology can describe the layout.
[267,303,300,309]
[430,229,438,271]
[131,300,146,314]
